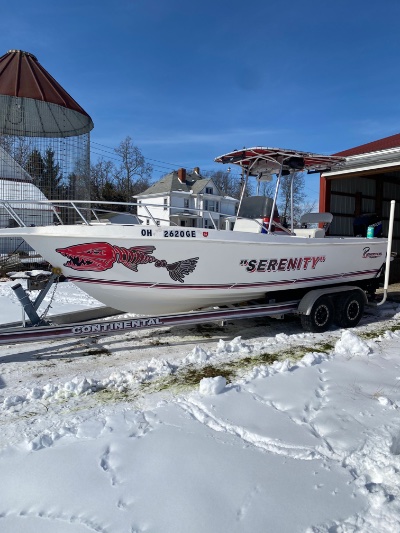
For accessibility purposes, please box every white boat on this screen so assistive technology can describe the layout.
[0,147,389,315]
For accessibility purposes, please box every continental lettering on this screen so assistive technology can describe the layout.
[72,317,163,335]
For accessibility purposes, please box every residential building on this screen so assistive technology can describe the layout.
[135,168,238,229]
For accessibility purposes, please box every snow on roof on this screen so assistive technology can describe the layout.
[0,146,50,209]
[137,170,212,196]
[0,180,47,201]
[0,145,32,182]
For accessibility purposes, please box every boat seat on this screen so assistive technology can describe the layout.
[294,228,326,238]
[300,212,333,227]
[295,212,333,238]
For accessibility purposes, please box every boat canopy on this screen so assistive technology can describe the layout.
[215,147,345,176]
[215,147,346,235]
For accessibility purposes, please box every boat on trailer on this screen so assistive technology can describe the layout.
[0,148,392,326]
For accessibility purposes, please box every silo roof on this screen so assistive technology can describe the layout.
[0,50,90,117]
[0,50,93,137]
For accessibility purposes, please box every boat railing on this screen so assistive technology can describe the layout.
[0,199,242,231]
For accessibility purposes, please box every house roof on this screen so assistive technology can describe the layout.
[334,133,400,157]
[137,170,216,196]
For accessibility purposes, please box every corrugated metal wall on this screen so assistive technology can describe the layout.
[327,173,400,255]
[331,177,376,195]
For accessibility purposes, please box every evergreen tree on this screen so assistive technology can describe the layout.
[42,148,63,199]
[25,147,63,199]
[101,181,126,212]
[25,149,45,186]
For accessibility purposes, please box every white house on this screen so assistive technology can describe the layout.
[135,168,238,229]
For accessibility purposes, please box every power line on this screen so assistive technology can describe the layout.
[90,140,186,170]
[56,137,244,179]
[89,149,177,174]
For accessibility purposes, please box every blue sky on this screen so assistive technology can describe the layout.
[2,0,400,201]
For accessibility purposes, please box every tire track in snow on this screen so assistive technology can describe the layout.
[178,397,323,461]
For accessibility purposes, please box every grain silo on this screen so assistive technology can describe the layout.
[0,49,93,254]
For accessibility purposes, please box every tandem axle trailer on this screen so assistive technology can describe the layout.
[0,276,381,347]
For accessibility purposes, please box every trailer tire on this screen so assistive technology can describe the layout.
[300,296,334,333]
[335,291,364,328]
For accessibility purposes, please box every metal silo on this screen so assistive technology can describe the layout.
[0,49,93,257]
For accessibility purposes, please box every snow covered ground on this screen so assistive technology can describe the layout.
[1,280,400,532]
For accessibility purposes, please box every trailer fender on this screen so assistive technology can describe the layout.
[297,286,366,316]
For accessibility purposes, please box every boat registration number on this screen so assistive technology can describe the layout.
[164,230,196,238]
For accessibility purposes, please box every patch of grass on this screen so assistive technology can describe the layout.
[91,338,338,406]
[359,321,400,340]
[313,343,335,353]
[86,347,111,356]
[143,339,337,396]
[180,365,233,386]
[96,388,136,403]
[149,339,170,347]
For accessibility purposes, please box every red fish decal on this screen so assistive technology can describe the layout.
[56,242,199,283]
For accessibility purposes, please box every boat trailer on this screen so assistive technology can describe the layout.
[0,274,379,346]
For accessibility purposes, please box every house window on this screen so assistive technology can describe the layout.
[164,198,168,210]
[184,199,189,209]
[204,200,219,212]
[205,187,213,194]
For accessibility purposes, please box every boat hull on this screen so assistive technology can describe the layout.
[2,225,387,314]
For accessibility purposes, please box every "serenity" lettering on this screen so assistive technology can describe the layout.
[240,256,326,273]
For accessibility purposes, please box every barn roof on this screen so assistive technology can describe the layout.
[335,133,400,157]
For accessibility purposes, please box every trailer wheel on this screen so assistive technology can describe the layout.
[335,291,365,328]
[300,296,334,333]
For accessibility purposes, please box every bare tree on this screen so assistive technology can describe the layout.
[0,135,33,168]
[204,169,254,199]
[90,159,116,201]
[256,178,275,198]
[114,136,153,200]
[278,172,308,225]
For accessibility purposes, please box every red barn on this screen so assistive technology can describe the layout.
[320,134,400,252]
